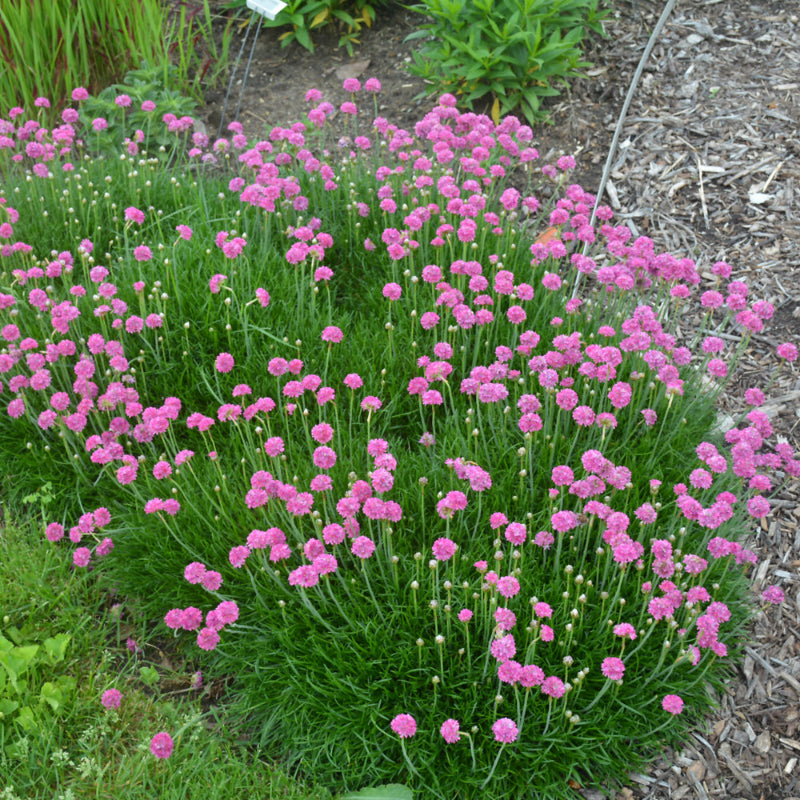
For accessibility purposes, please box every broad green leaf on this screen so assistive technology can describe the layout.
[0,645,38,690]
[15,705,37,732]
[295,25,314,52]
[44,634,71,665]
[0,698,19,717]
[39,682,63,713]
[331,9,356,27]
[139,665,160,687]
[340,784,413,800]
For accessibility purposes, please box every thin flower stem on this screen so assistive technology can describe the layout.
[480,743,507,790]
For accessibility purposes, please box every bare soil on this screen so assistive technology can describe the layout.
[201,1,800,797]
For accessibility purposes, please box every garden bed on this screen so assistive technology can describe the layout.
[199,1,800,796]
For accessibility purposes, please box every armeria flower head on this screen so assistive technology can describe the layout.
[133,245,151,262]
[496,576,520,598]
[200,570,222,591]
[762,584,784,605]
[344,373,363,390]
[613,623,636,640]
[361,395,382,412]
[197,627,220,651]
[492,717,518,743]
[661,694,684,714]
[541,675,566,698]
[215,352,234,373]
[321,325,343,343]
[390,713,417,738]
[440,718,461,743]
[351,535,376,559]
[601,657,625,681]
[289,564,320,588]
[150,732,174,759]
[490,633,516,662]
[777,342,798,361]
[431,537,457,561]
[101,688,122,709]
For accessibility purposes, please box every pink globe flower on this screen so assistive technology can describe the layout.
[662,694,684,715]
[601,657,625,681]
[45,522,65,542]
[431,537,457,561]
[440,718,461,743]
[361,396,382,412]
[541,675,565,698]
[321,326,343,343]
[150,731,174,759]
[215,352,234,373]
[390,713,417,738]
[496,576,520,598]
[351,535,376,559]
[288,564,320,588]
[777,342,798,361]
[197,627,220,651]
[101,688,122,709]
[133,245,152,262]
[382,282,401,300]
[762,584,784,605]
[492,717,518,743]
[313,445,337,470]
[344,373,363,390]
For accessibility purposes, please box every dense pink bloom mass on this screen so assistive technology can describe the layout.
[777,342,798,361]
[762,584,784,605]
[351,535,376,559]
[492,717,519,743]
[150,732,174,759]
[432,537,457,561]
[101,688,122,709]
[496,576,521,598]
[601,657,625,681]
[440,718,461,743]
[197,626,220,651]
[321,326,343,343]
[391,713,417,738]
[662,694,684,714]
[215,352,234,373]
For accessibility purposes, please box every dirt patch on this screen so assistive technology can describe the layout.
[203,4,430,139]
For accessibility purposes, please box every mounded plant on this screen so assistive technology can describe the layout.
[406,0,609,124]
[0,81,794,798]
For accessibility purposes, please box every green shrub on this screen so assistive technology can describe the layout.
[76,62,199,156]
[406,0,609,123]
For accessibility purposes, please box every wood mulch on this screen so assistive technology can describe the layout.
[557,1,800,798]
[202,0,800,796]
